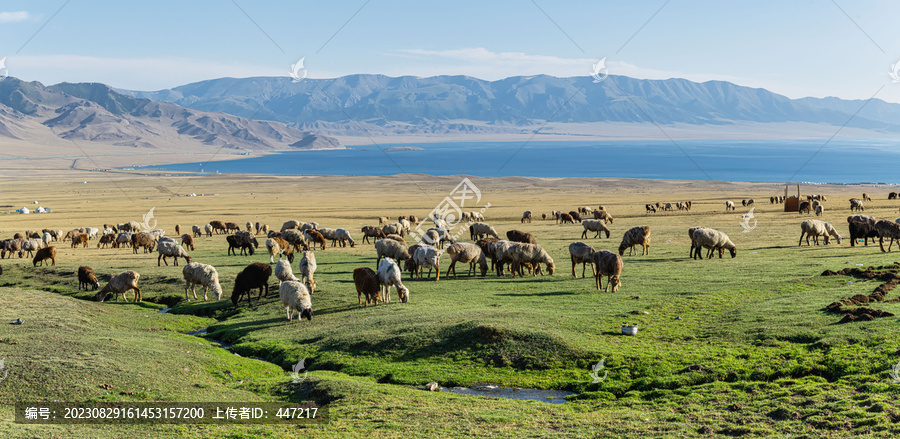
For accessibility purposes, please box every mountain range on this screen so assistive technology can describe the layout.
[0,78,343,152]
[122,74,900,137]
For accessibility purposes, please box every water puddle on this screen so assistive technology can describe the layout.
[442,385,574,404]
[183,328,233,350]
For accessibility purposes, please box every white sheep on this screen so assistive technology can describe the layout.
[157,241,192,266]
[300,222,319,231]
[692,227,737,259]
[377,257,409,303]
[413,245,442,280]
[95,271,142,302]
[799,219,841,246]
[508,243,555,277]
[85,227,99,239]
[298,251,317,293]
[281,229,309,252]
[333,228,355,247]
[192,225,203,237]
[521,210,532,223]
[275,259,300,282]
[115,232,133,248]
[815,205,824,216]
[469,222,499,240]
[281,219,302,232]
[279,280,313,321]
[182,262,223,301]
[725,200,735,211]
[446,242,487,277]
[42,232,52,247]
[581,219,610,239]
[204,224,213,237]
[382,222,404,237]
[20,239,44,257]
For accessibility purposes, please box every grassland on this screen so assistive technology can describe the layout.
[1,173,900,438]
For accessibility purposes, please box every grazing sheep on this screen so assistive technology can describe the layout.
[224,222,241,233]
[266,237,294,264]
[581,219,611,239]
[97,233,115,248]
[850,198,864,212]
[255,221,263,234]
[469,222,500,241]
[382,222,403,237]
[246,221,253,232]
[303,230,327,250]
[298,251,317,293]
[131,233,155,254]
[361,226,385,244]
[688,226,714,258]
[506,229,537,245]
[32,246,56,266]
[78,266,100,290]
[21,238,44,257]
[115,232,133,249]
[848,214,875,223]
[618,226,651,256]
[692,228,737,259]
[378,216,390,225]
[863,193,872,202]
[725,201,735,211]
[568,211,583,222]
[226,234,256,256]
[189,225,201,238]
[354,267,380,305]
[317,227,338,242]
[281,229,310,252]
[799,219,842,246]
[182,262,223,301]
[446,242,488,277]
[377,257,409,303]
[204,224,214,237]
[95,271,141,302]
[592,250,623,292]
[424,228,454,248]
[509,243,555,277]
[175,224,181,235]
[300,222,319,231]
[875,220,900,252]
[747,199,754,206]
[558,213,575,224]
[260,224,270,235]
[375,238,410,267]
[42,232,52,247]
[593,210,614,223]
[279,280,313,321]
[645,204,657,213]
[542,213,548,220]
[742,199,747,207]
[412,245,442,280]
[848,219,879,247]
[815,205,824,216]
[181,234,195,251]
[798,201,811,214]
[3,239,23,259]
[569,241,596,278]
[275,259,300,282]
[231,262,272,306]
[157,241,192,266]
[333,228,356,248]
[210,220,227,234]
[521,211,532,223]
[70,234,89,249]
[890,192,899,200]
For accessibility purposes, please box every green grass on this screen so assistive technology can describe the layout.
[2,175,900,437]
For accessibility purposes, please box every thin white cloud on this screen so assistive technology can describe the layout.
[0,11,30,23]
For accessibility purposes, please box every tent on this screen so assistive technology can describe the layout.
[19,207,30,214]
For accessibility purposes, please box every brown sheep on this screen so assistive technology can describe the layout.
[78,266,100,290]
[863,193,872,202]
[97,234,115,248]
[181,234,195,251]
[408,215,419,225]
[558,213,575,224]
[231,262,272,306]
[224,222,241,233]
[592,250,623,292]
[305,230,327,250]
[361,226,386,244]
[33,246,56,266]
[506,229,536,244]
[353,267,380,306]
[71,233,89,249]
[209,220,227,234]
[568,211,583,222]
[174,224,181,235]
[131,233,155,254]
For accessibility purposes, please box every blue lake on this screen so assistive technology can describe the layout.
[142,138,900,183]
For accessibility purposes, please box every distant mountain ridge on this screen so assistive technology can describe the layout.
[0,78,343,151]
[121,74,900,136]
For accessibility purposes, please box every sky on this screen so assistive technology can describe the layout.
[1,0,899,103]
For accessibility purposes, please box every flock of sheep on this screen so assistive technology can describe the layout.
[4,190,900,327]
